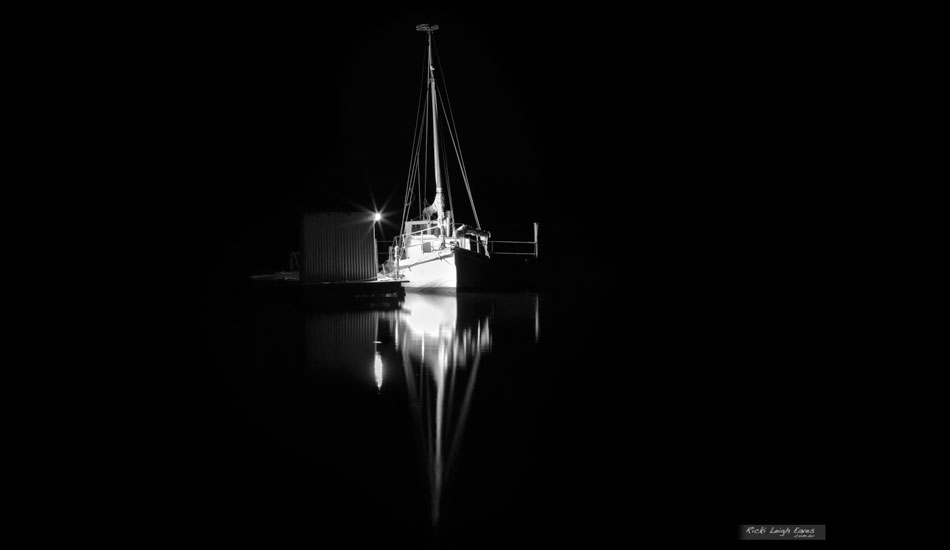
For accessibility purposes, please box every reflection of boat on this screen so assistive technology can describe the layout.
[378,25,538,291]
[391,292,491,524]
[304,292,539,527]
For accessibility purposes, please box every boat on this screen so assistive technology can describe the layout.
[378,24,535,291]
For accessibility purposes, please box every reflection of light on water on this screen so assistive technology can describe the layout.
[307,295,541,529]
[535,294,540,343]
[402,293,457,339]
[395,293,489,527]
[373,351,383,391]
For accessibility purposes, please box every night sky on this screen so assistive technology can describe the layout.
[149,3,861,301]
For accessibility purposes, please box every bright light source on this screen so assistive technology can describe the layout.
[373,212,382,222]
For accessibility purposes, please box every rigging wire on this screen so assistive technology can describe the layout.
[400,43,431,240]
[417,96,429,218]
[403,46,427,209]
[421,83,429,220]
[406,97,428,228]
[400,32,486,245]
[403,116,423,233]
[433,40,482,229]
[439,117,455,226]
[436,85,481,230]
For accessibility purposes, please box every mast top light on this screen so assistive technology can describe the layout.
[415,24,439,32]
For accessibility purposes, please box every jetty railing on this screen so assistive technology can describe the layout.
[490,222,539,258]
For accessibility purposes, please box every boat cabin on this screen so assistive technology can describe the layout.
[397,211,487,259]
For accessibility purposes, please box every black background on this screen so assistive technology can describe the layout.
[103,1,865,545]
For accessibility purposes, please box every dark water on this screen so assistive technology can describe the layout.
[167,282,835,546]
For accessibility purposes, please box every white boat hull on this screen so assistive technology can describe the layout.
[390,247,493,291]
[398,249,458,291]
[380,244,535,292]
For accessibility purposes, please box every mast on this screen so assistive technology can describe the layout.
[417,24,445,232]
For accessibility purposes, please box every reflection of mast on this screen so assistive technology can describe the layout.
[396,293,489,526]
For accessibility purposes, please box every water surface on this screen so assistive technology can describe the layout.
[182,283,831,546]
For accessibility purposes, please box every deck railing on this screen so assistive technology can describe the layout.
[377,222,538,260]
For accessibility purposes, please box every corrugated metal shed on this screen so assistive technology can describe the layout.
[301,212,377,283]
